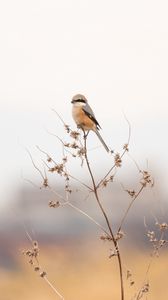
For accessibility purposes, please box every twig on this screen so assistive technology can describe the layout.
[51,108,67,127]
[97,116,131,189]
[47,187,110,237]
[68,174,93,191]
[43,277,65,300]
[26,148,46,181]
[67,202,111,237]
[118,186,144,233]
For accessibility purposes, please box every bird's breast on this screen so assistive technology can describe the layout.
[72,106,96,131]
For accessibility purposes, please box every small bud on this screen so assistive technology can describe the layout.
[40,271,47,278]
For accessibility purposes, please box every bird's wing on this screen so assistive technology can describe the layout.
[82,103,101,129]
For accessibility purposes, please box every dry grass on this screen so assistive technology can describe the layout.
[1,241,167,300]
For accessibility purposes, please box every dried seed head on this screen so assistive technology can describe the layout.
[43,178,48,188]
[140,170,154,187]
[47,157,52,162]
[49,164,64,175]
[102,175,114,187]
[127,270,132,279]
[23,240,41,276]
[147,231,156,242]
[64,142,70,148]
[126,269,135,287]
[70,142,79,149]
[40,271,47,278]
[135,282,149,299]
[159,222,168,231]
[115,231,125,241]
[123,143,129,151]
[33,241,38,249]
[100,234,112,241]
[70,131,80,139]
[62,157,68,163]
[102,179,108,187]
[24,250,32,256]
[49,200,60,208]
[114,153,122,167]
[109,248,118,258]
[64,124,70,133]
[159,239,166,247]
[77,147,86,157]
[65,187,72,193]
[126,189,136,197]
[29,259,33,265]
[141,283,149,293]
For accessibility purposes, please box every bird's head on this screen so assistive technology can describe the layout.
[71,94,88,105]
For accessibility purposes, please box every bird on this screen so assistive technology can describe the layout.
[71,94,109,152]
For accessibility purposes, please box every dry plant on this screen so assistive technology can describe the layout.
[22,231,65,300]
[23,111,167,300]
[131,218,168,300]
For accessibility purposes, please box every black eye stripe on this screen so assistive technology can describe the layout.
[73,99,86,103]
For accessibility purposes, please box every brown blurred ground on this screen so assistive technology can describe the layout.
[1,183,168,299]
[0,240,167,300]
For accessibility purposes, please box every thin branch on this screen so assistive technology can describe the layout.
[67,202,110,237]
[43,276,65,300]
[26,148,46,181]
[122,111,131,146]
[51,108,67,127]
[118,186,144,233]
[68,174,93,191]
[45,129,73,156]
[21,173,41,189]
[36,145,57,165]
[97,117,131,189]
[127,152,142,173]
[48,187,110,237]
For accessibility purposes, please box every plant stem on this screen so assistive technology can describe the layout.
[83,133,124,300]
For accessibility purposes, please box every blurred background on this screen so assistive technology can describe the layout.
[0,0,168,299]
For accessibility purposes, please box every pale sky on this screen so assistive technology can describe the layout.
[0,0,168,207]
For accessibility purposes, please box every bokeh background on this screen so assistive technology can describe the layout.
[0,0,168,299]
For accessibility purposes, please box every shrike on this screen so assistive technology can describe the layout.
[71,94,109,152]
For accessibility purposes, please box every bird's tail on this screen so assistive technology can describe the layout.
[95,130,109,153]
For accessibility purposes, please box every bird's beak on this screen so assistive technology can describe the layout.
[71,100,74,104]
